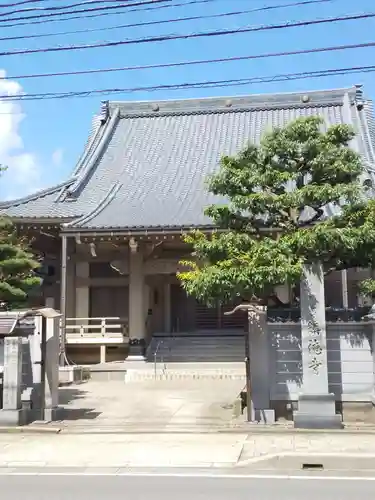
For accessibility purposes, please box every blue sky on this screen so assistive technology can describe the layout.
[0,0,374,199]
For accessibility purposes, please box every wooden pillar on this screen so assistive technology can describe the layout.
[59,234,68,366]
[127,243,146,360]
[164,282,171,333]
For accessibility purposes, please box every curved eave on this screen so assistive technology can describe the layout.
[61,223,218,236]
[0,179,74,210]
[14,217,77,225]
[63,182,122,229]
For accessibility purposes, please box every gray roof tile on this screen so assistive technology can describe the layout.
[2,86,375,230]
[0,181,81,219]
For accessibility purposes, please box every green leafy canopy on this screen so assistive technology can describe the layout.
[0,217,41,309]
[178,116,375,306]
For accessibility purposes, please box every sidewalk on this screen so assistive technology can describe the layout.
[0,431,375,468]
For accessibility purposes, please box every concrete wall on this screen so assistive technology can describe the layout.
[270,323,374,402]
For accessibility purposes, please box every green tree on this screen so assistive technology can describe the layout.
[178,116,375,307]
[0,217,41,309]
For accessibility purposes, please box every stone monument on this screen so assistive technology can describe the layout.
[293,263,343,428]
[0,336,27,425]
[0,307,61,426]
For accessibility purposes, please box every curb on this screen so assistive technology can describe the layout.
[0,427,61,434]
[1,423,375,435]
[2,426,375,435]
[236,451,375,469]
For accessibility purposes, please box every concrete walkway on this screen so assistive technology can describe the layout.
[0,433,246,467]
[52,378,244,431]
[0,432,375,468]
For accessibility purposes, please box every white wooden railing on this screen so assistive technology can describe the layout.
[64,317,129,345]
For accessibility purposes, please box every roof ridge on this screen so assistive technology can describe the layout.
[68,108,120,196]
[109,86,358,107]
[109,86,359,119]
[72,113,102,178]
[63,181,122,229]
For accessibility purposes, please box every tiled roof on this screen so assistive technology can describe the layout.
[0,181,80,219]
[2,86,375,231]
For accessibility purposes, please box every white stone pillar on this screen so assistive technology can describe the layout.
[75,262,89,318]
[294,263,342,428]
[0,336,26,425]
[100,344,106,364]
[44,315,60,421]
[128,248,146,360]
[341,270,349,309]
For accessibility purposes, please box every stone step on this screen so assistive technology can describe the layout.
[146,336,246,363]
[125,369,246,383]
[153,356,245,363]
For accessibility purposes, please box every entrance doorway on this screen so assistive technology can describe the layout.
[89,286,129,319]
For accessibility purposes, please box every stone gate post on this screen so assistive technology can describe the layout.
[0,336,27,425]
[293,263,342,428]
[248,306,275,424]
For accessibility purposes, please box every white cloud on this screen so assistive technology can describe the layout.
[0,69,42,199]
[52,148,63,167]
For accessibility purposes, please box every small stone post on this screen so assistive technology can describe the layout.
[0,336,27,425]
[43,314,60,421]
[293,263,342,428]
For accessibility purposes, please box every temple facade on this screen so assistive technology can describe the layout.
[1,86,375,413]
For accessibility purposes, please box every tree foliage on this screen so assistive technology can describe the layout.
[0,217,41,309]
[178,116,375,306]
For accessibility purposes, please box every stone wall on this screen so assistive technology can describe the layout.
[270,322,374,402]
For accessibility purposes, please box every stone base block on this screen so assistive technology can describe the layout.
[126,355,146,362]
[0,409,28,426]
[250,408,276,425]
[59,366,83,386]
[294,393,343,429]
[44,407,61,422]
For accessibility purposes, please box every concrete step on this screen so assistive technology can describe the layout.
[147,336,246,363]
[150,355,245,362]
[125,368,246,382]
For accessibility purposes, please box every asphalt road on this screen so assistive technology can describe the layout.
[0,473,374,499]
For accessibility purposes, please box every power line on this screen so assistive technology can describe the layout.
[0,0,149,15]
[0,0,172,22]
[0,0,42,7]
[0,12,372,57]
[0,0,219,28]
[1,41,374,81]
[2,64,375,102]
[0,0,333,42]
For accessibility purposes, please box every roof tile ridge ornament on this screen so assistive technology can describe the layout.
[68,107,120,197]
[354,89,375,166]
[63,181,122,229]
[355,84,364,111]
[100,100,110,124]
